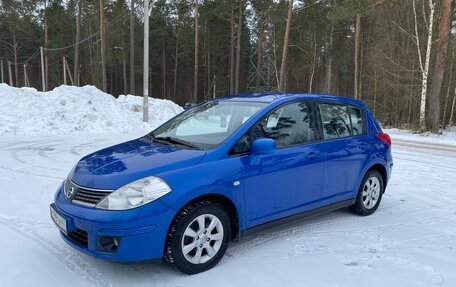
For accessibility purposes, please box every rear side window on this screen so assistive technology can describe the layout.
[319,103,352,140]
[348,106,364,135]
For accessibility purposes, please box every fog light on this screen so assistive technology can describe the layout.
[98,235,121,252]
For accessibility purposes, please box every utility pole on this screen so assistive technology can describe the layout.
[74,0,81,86]
[8,61,13,86]
[23,64,29,87]
[130,0,135,95]
[40,46,46,91]
[63,56,67,85]
[0,59,4,83]
[100,0,107,92]
[143,0,150,122]
[44,0,49,89]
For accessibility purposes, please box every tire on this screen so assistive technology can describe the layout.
[165,200,231,274]
[350,170,384,216]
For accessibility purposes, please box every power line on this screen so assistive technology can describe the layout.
[8,49,40,66]
[44,6,137,52]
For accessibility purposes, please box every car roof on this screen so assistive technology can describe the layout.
[214,93,367,108]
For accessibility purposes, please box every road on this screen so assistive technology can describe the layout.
[0,133,455,287]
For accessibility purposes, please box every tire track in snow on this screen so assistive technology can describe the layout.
[0,165,64,180]
[0,216,112,287]
[219,205,456,267]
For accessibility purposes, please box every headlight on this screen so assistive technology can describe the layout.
[96,176,171,210]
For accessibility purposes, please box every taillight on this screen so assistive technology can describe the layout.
[376,133,392,147]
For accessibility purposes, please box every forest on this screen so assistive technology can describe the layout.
[0,0,454,132]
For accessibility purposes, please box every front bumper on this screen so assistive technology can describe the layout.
[52,184,176,262]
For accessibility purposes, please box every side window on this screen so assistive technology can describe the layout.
[319,103,352,140]
[348,106,364,136]
[251,101,315,149]
[348,106,364,135]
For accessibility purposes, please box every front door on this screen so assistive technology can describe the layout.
[239,101,325,228]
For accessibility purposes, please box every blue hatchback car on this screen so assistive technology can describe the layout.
[50,93,393,274]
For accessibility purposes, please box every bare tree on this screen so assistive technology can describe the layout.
[428,0,452,132]
[278,0,293,92]
[413,0,436,131]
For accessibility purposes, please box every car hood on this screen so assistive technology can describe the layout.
[70,137,206,190]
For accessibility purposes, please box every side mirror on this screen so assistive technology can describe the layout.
[251,138,276,156]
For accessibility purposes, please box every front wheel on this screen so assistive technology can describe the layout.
[165,201,231,274]
[350,170,384,216]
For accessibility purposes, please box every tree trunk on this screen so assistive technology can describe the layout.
[354,14,361,99]
[279,0,293,92]
[442,46,454,128]
[235,0,243,94]
[130,0,135,95]
[325,26,334,94]
[13,34,18,87]
[255,13,265,91]
[193,0,199,102]
[173,28,179,101]
[309,27,317,93]
[229,4,235,94]
[100,0,108,92]
[74,0,81,86]
[428,0,452,132]
[0,59,4,83]
[413,0,435,131]
[450,87,456,125]
[162,47,166,99]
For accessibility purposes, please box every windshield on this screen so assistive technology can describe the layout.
[151,101,267,149]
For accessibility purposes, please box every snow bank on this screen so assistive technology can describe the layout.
[384,126,456,146]
[0,84,183,136]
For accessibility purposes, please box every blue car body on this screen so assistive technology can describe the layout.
[51,93,393,263]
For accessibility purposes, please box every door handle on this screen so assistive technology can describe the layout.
[307,152,317,160]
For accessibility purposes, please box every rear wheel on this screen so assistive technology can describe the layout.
[165,201,231,274]
[350,170,384,216]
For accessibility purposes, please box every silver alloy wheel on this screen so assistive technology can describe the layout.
[362,177,381,209]
[181,214,224,264]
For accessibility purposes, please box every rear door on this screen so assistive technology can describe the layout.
[316,102,370,201]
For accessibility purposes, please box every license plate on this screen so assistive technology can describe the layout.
[50,205,67,235]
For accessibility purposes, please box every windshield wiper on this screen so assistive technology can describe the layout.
[154,136,201,150]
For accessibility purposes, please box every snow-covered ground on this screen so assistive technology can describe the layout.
[1,85,456,286]
[1,133,456,287]
[385,127,456,147]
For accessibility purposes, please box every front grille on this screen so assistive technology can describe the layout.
[65,179,113,207]
[67,228,88,248]
[74,187,111,206]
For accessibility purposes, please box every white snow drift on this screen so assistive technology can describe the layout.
[0,84,183,136]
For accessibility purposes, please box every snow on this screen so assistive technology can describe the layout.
[0,84,183,136]
[0,132,456,286]
[384,127,456,147]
